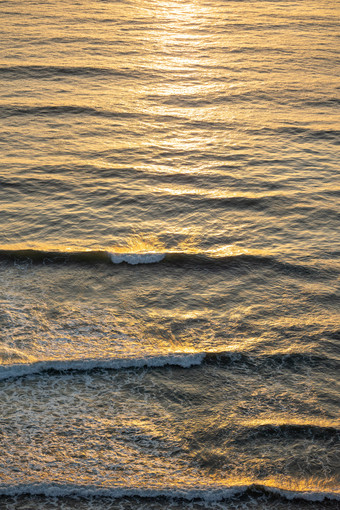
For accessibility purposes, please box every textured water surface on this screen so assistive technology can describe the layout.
[0,0,339,508]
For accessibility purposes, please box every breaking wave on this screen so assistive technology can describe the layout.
[0,483,338,503]
[0,351,337,381]
[0,248,334,277]
[0,353,205,381]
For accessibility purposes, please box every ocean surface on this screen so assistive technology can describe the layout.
[0,0,339,508]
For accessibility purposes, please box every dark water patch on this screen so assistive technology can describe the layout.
[225,46,293,55]
[164,253,335,279]
[306,291,340,307]
[0,104,186,123]
[321,250,340,259]
[248,126,340,143]
[0,65,163,80]
[0,179,19,188]
[46,36,133,45]
[148,91,340,110]
[233,424,340,443]
[304,98,340,107]
[192,423,340,446]
[0,176,74,194]
[186,194,270,211]
[203,351,339,371]
[148,91,273,108]
[0,105,138,119]
[290,205,340,223]
[324,190,340,198]
[325,330,340,342]
[0,249,112,266]
[285,128,339,143]
[190,423,340,473]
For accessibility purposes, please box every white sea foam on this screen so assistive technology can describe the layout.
[0,483,339,502]
[109,252,165,265]
[0,484,250,500]
[0,353,205,381]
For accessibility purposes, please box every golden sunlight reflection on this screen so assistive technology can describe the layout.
[1,0,339,502]
[152,186,282,200]
[110,233,165,254]
[110,234,260,259]
[0,236,267,261]
[244,417,340,429]
[137,0,234,119]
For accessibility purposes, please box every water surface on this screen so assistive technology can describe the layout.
[0,0,339,508]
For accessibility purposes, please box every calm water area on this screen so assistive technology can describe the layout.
[0,0,339,508]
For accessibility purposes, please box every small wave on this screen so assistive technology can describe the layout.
[0,247,334,278]
[0,65,153,80]
[0,104,138,119]
[0,483,338,503]
[279,127,340,142]
[247,126,340,142]
[304,98,340,108]
[99,188,280,213]
[0,104,184,123]
[149,91,273,108]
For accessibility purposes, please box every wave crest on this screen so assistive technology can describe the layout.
[0,247,333,278]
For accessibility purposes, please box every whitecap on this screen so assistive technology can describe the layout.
[108,252,165,265]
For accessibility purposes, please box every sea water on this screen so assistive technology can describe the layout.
[0,0,339,508]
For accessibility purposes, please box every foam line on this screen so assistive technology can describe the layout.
[109,252,166,264]
[0,483,338,502]
[0,353,205,381]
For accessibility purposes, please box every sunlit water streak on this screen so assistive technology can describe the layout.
[0,0,339,508]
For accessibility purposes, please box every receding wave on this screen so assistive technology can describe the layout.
[0,248,334,278]
[0,351,337,381]
[0,483,338,504]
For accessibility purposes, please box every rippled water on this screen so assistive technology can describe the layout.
[0,0,339,508]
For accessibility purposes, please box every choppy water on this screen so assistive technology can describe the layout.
[0,0,339,508]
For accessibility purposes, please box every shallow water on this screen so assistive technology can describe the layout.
[0,0,339,508]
